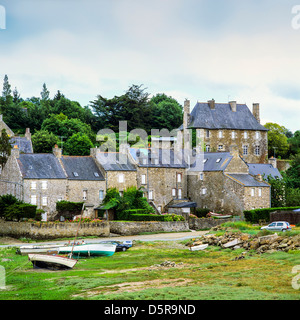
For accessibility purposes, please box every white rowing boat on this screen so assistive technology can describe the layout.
[18,244,62,255]
[28,254,77,270]
[189,244,208,251]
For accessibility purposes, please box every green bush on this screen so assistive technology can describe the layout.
[195,208,210,218]
[244,206,300,223]
[4,203,37,221]
[56,201,84,214]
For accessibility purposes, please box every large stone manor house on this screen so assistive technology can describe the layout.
[0,99,281,219]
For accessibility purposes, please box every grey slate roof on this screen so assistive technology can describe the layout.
[96,152,137,171]
[248,163,282,179]
[189,152,233,172]
[10,137,33,154]
[129,148,188,168]
[61,156,105,180]
[180,102,268,131]
[226,174,270,187]
[18,154,66,179]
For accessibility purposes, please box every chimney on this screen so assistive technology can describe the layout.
[208,99,215,110]
[53,144,62,158]
[268,156,277,169]
[253,103,260,123]
[25,128,31,140]
[229,101,237,112]
[255,174,263,182]
[11,145,20,158]
[183,99,190,129]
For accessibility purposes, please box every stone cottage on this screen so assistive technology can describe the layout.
[177,100,268,164]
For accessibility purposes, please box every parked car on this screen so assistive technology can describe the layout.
[261,221,292,232]
[99,241,131,252]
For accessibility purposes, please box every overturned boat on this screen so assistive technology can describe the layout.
[58,243,116,257]
[28,254,77,270]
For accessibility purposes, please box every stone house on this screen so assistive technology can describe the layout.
[129,147,188,213]
[187,146,271,214]
[177,100,268,164]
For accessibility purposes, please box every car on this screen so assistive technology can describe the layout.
[99,240,131,252]
[261,221,292,232]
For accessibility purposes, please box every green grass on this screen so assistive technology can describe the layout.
[0,239,299,300]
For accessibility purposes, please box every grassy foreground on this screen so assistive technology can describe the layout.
[0,233,299,300]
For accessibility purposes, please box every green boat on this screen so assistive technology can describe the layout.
[58,243,116,257]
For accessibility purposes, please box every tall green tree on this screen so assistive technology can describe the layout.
[63,132,94,156]
[0,129,12,169]
[31,130,59,153]
[2,74,12,101]
[40,83,50,101]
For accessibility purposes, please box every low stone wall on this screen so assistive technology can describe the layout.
[188,217,232,230]
[109,221,190,236]
[0,220,110,240]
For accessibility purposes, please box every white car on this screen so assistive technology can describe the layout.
[261,221,292,232]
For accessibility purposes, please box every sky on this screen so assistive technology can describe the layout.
[0,0,300,132]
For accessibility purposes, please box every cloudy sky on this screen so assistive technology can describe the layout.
[0,0,300,132]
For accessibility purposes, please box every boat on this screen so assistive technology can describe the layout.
[189,244,208,251]
[17,244,62,255]
[58,243,117,257]
[28,254,77,270]
[208,212,232,219]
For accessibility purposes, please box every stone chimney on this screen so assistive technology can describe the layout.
[11,145,20,158]
[208,99,215,110]
[229,101,237,112]
[25,128,31,140]
[255,174,263,182]
[253,103,260,123]
[268,156,277,168]
[53,144,62,158]
[183,99,190,129]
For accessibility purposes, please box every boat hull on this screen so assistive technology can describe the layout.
[189,244,208,251]
[18,244,62,255]
[58,243,116,257]
[28,254,77,270]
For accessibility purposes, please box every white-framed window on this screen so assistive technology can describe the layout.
[202,187,207,195]
[206,145,210,152]
[30,195,37,205]
[118,174,124,183]
[218,130,223,138]
[42,196,47,206]
[255,131,260,140]
[31,181,37,190]
[172,188,176,197]
[177,173,182,183]
[148,190,153,200]
[206,130,210,138]
[141,174,146,185]
[83,190,87,200]
[255,145,260,156]
[244,131,248,139]
[99,190,104,201]
[243,145,248,155]
[218,144,223,151]
[41,181,47,190]
[231,131,236,139]
[251,188,255,197]
[199,173,204,181]
[178,188,182,199]
[158,206,162,213]
[258,188,262,197]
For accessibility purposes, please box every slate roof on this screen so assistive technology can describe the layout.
[179,102,268,131]
[226,174,270,187]
[129,148,188,168]
[189,152,233,172]
[10,137,33,154]
[17,154,66,179]
[61,156,105,180]
[96,152,137,171]
[248,163,282,179]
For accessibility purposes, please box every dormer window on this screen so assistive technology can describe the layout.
[73,172,79,177]
[94,172,99,177]
[203,159,208,163]
[216,158,221,163]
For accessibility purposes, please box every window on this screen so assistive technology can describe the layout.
[199,173,204,181]
[158,206,162,213]
[73,172,79,177]
[218,130,223,138]
[255,146,260,156]
[31,182,37,190]
[255,131,260,140]
[58,196,63,202]
[94,172,100,177]
[41,181,47,190]
[206,130,210,138]
[177,173,182,183]
[202,187,207,195]
[206,145,210,152]
[119,191,123,197]
[251,188,255,197]
[243,145,248,155]
[99,190,104,201]
[31,195,37,205]
[118,174,124,183]
[216,158,221,163]
[231,131,236,139]
[141,174,146,185]
[83,190,87,201]
[258,188,262,197]
[218,144,223,151]
[203,159,208,163]
[172,188,176,197]
[148,190,153,200]
[42,196,47,206]
[178,188,182,199]
[244,131,248,139]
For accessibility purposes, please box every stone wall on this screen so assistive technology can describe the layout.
[270,211,300,225]
[0,220,110,240]
[109,221,189,236]
[188,217,232,230]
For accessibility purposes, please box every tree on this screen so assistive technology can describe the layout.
[264,122,290,159]
[0,129,12,168]
[263,174,286,207]
[2,74,12,101]
[284,153,300,189]
[63,132,94,156]
[31,130,59,153]
[40,83,50,101]
[288,130,300,156]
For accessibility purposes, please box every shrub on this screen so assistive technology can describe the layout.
[195,208,210,218]
[4,203,37,221]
